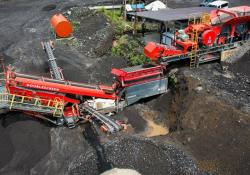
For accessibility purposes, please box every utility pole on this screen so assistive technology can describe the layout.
[164,0,168,7]
[132,0,137,35]
[112,0,115,19]
[123,0,127,20]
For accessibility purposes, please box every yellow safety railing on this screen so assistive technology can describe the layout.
[0,93,64,117]
[201,13,211,25]
[188,13,211,25]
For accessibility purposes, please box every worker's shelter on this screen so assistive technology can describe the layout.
[128,7,215,44]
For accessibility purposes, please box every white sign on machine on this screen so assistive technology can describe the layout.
[87,98,116,110]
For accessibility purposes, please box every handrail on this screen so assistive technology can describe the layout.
[0,93,64,117]
[162,39,249,62]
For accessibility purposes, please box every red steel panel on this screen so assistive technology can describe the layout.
[8,86,79,104]
[13,77,117,99]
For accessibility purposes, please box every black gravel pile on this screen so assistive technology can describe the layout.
[68,150,99,175]
[103,136,203,175]
[229,51,250,77]
[184,61,250,112]
[0,112,50,175]
[31,126,97,175]
[67,135,207,175]
[85,55,127,84]
[64,7,114,58]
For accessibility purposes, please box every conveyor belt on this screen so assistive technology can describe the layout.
[81,104,122,133]
[42,41,64,80]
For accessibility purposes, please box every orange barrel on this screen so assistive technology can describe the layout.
[50,13,73,38]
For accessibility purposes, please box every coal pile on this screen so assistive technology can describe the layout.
[103,136,202,175]
[0,112,50,175]
[31,126,99,175]
[68,134,206,175]
[184,62,250,113]
[229,51,250,77]
[64,7,114,58]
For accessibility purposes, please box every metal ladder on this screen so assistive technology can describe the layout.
[188,13,211,68]
[190,28,199,68]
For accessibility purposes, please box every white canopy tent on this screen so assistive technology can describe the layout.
[145,0,167,11]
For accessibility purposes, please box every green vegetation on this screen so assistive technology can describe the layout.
[168,71,178,88]
[99,8,149,65]
[169,74,178,87]
[72,21,80,32]
[98,8,132,34]
[112,35,149,65]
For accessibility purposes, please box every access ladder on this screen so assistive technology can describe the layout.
[188,13,211,68]
[189,28,199,68]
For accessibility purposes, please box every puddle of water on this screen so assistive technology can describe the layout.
[198,160,219,174]
[145,119,169,137]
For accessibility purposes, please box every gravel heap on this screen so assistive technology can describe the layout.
[224,42,250,63]
[103,136,203,175]
[184,61,250,113]
[31,126,98,175]
[64,7,114,57]
[67,135,207,175]
[0,112,50,175]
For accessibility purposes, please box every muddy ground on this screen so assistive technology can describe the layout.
[168,61,250,175]
[0,0,250,175]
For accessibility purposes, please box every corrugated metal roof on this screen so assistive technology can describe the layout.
[128,7,215,22]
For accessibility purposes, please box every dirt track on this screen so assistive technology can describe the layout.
[0,0,250,175]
